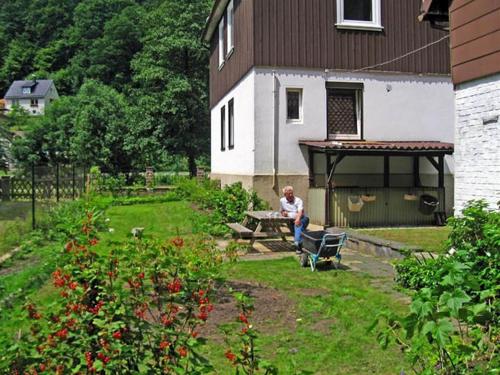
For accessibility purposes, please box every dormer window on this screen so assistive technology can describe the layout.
[22,87,31,94]
[336,0,382,31]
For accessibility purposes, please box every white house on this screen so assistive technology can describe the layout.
[4,79,59,115]
[204,0,456,227]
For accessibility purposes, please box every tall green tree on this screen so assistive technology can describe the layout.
[131,0,211,176]
[11,96,77,168]
[0,38,36,92]
[86,5,145,90]
[71,80,132,174]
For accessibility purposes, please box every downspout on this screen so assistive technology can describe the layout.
[272,70,279,191]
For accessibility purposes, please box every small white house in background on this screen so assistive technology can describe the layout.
[4,79,59,115]
[204,0,456,228]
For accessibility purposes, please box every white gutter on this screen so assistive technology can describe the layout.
[272,71,279,190]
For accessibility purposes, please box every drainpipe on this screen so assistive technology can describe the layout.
[272,70,279,191]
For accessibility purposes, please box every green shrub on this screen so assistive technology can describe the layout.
[1,207,274,374]
[176,179,269,236]
[374,201,499,374]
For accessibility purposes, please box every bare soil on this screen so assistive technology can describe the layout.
[201,280,298,342]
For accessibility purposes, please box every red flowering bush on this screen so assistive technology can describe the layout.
[5,209,223,374]
[223,293,278,375]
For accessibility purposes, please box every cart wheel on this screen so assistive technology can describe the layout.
[300,253,309,267]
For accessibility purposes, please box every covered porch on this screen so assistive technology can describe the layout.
[300,141,454,227]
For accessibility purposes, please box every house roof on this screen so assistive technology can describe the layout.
[299,140,454,155]
[4,79,54,99]
[202,0,230,42]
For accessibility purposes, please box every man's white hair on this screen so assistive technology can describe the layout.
[282,185,294,194]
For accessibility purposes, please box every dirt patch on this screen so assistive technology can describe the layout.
[0,254,40,276]
[298,288,329,297]
[201,280,297,342]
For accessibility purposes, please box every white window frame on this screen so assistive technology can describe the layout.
[226,0,234,57]
[22,87,31,94]
[286,88,303,124]
[218,16,225,69]
[220,105,226,151]
[335,0,383,31]
[327,85,363,141]
[228,98,234,149]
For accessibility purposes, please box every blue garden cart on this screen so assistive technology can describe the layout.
[300,230,347,271]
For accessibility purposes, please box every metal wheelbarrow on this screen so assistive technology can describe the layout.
[300,230,347,272]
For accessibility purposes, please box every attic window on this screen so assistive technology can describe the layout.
[336,0,382,31]
[22,87,31,94]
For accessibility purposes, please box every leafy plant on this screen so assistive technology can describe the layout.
[3,210,224,374]
[374,201,500,374]
[223,292,278,375]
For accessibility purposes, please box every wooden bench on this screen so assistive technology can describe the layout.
[226,223,254,239]
[226,222,286,243]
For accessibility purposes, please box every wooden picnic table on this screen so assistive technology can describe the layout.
[227,210,294,243]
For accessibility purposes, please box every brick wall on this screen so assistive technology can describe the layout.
[455,73,500,213]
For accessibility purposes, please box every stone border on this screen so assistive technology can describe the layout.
[326,227,422,259]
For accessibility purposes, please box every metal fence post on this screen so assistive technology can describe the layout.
[72,165,76,200]
[0,176,11,201]
[56,162,60,202]
[32,162,36,230]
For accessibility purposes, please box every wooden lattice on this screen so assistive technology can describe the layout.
[327,90,357,135]
[9,168,85,200]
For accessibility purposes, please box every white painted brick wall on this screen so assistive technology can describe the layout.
[455,73,500,213]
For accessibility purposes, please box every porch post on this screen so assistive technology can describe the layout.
[325,154,332,226]
[413,156,421,187]
[384,156,390,188]
[438,155,444,188]
[308,150,315,187]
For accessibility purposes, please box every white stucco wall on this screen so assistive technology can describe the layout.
[5,98,45,115]
[211,70,256,175]
[455,73,500,212]
[253,68,455,176]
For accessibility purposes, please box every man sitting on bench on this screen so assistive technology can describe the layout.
[280,186,309,254]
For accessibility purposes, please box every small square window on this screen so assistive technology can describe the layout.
[287,89,303,122]
[336,0,382,31]
[22,87,31,94]
[30,99,39,107]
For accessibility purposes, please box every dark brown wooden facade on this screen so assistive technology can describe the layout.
[449,0,500,85]
[208,0,451,108]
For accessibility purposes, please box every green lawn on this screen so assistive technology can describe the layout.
[357,227,451,253]
[1,200,410,373]
[100,201,195,242]
[0,202,34,256]
[202,258,409,374]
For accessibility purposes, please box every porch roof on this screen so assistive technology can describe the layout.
[299,140,454,155]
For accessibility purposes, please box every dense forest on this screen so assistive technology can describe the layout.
[0,0,212,175]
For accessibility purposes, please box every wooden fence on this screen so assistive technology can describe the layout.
[0,165,85,201]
